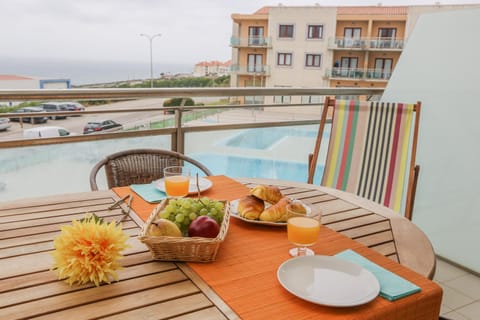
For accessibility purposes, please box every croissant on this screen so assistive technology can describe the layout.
[259,197,291,222]
[250,185,283,204]
[237,195,265,220]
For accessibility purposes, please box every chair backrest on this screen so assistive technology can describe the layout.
[90,148,212,191]
[308,97,421,220]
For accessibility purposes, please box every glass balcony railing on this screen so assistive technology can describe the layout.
[230,64,270,75]
[326,68,391,81]
[230,36,272,47]
[328,37,405,50]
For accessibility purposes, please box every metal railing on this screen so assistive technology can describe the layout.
[230,64,270,75]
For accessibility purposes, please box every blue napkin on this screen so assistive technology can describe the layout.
[335,249,421,301]
[130,183,167,203]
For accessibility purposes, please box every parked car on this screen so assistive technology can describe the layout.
[0,117,11,131]
[23,126,75,138]
[83,120,123,134]
[41,102,69,120]
[64,102,86,116]
[9,107,49,124]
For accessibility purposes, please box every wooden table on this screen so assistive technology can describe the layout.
[0,177,441,319]
[237,178,437,280]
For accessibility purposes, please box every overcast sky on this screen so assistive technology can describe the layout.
[1,0,478,66]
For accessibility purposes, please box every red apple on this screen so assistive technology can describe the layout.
[188,216,220,238]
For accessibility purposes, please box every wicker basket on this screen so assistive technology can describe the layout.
[138,198,230,262]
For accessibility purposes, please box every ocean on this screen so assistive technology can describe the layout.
[0,57,193,86]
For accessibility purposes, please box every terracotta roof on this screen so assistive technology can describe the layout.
[0,74,34,80]
[195,60,231,67]
[254,6,270,14]
[337,6,408,15]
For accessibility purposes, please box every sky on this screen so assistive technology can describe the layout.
[0,0,478,84]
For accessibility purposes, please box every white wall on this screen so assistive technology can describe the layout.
[382,9,480,273]
[0,79,38,89]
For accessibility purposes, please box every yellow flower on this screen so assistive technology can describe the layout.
[51,214,130,286]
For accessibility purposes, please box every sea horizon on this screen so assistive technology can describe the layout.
[0,57,194,86]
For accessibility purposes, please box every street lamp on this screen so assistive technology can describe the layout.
[140,33,161,88]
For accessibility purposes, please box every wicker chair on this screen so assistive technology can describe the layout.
[89,148,212,191]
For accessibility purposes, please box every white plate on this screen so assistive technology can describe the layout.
[229,199,311,227]
[154,177,213,195]
[277,255,380,307]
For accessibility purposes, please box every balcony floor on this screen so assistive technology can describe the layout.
[436,258,480,319]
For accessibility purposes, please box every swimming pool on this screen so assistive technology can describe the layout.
[192,153,324,185]
[221,126,322,150]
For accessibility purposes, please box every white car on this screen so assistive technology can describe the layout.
[23,126,75,138]
[0,118,11,131]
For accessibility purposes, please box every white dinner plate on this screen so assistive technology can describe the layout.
[154,177,213,195]
[229,198,311,227]
[277,255,380,307]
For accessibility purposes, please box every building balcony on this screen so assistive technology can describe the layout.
[230,36,272,48]
[230,64,270,75]
[328,37,405,51]
[326,67,391,81]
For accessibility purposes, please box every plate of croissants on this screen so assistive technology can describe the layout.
[230,184,311,226]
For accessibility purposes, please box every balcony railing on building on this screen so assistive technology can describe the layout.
[328,37,404,50]
[230,36,272,48]
[326,67,392,81]
[230,64,270,75]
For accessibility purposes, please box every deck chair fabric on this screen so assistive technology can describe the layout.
[308,98,421,220]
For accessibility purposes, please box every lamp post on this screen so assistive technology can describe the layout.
[140,33,161,88]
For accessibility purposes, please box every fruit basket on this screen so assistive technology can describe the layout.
[138,198,230,262]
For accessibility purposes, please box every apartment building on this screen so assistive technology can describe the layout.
[230,4,479,104]
[193,60,231,77]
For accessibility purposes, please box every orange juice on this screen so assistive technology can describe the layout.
[164,175,190,197]
[287,217,320,246]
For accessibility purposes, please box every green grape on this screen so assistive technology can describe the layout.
[199,208,208,216]
[175,213,185,223]
[189,212,197,220]
[215,202,224,211]
[160,211,170,219]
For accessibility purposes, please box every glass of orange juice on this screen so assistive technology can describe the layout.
[286,201,321,257]
[163,166,191,198]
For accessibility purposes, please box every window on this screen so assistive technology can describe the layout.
[248,26,264,45]
[373,58,393,79]
[305,54,321,67]
[277,53,292,66]
[279,24,294,38]
[378,28,396,39]
[274,96,291,104]
[340,57,358,77]
[301,96,321,104]
[247,54,263,72]
[344,27,361,39]
[307,25,323,39]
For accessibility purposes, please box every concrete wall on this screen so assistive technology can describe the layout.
[267,6,337,90]
[382,8,480,273]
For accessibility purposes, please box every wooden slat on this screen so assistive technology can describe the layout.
[101,293,215,320]
[352,230,394,247]
[0,251,155,294]
[0,237,147,279]
[311,198,358,215]
[0,271,191,319]
[326,214,387,232]
[170,307,229,320]
[321,208,372,224]
[0,261,177,308]
[336,220,391,239]
[370,241,397,256]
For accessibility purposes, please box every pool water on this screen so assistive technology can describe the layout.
[192,153,324,185]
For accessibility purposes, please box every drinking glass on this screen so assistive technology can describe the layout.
[286,201,321,257]
[163,166,191,198]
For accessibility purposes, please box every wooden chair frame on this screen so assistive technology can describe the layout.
[90,148,212,191]
[308,97,421,220]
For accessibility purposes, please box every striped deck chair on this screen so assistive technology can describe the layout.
[308,97,421,220]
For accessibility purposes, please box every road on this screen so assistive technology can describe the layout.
[0,98,171,141]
